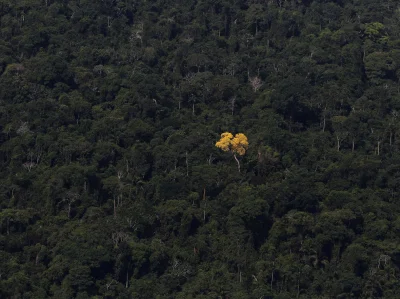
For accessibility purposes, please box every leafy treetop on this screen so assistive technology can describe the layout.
[216,132,249,156]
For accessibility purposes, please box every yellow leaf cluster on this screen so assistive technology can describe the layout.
[215,132,233,152]
[215,132,249,156]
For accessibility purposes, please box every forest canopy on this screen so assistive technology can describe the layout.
[1,0,400,298]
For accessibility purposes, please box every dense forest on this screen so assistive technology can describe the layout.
[1,0,400,298]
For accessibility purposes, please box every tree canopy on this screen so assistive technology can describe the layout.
[216,132,249,155]
[1,0,400,298]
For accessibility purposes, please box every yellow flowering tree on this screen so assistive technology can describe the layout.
[215,132,249,172]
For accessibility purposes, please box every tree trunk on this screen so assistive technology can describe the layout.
[113,197,117,219]
[271,269,274,290]
[297,269,301,298]
[336,135,340,151]
[377,141,381,156]
[352,139,355,152]
[185,151,189,177]
[203,188,206,221]
[126,270,129,288]
[233,154,241,172]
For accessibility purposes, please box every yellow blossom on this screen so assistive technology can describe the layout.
[215,132,248,155]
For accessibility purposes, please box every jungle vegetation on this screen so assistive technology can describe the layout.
[1,0,400,298]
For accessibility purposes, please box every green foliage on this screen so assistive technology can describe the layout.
[1,0,400,298]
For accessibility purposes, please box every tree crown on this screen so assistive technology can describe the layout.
[216,132,249,156]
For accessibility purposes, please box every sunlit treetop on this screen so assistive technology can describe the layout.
[215,132,248,156]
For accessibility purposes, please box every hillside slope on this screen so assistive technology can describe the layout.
[1,0,400,298]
